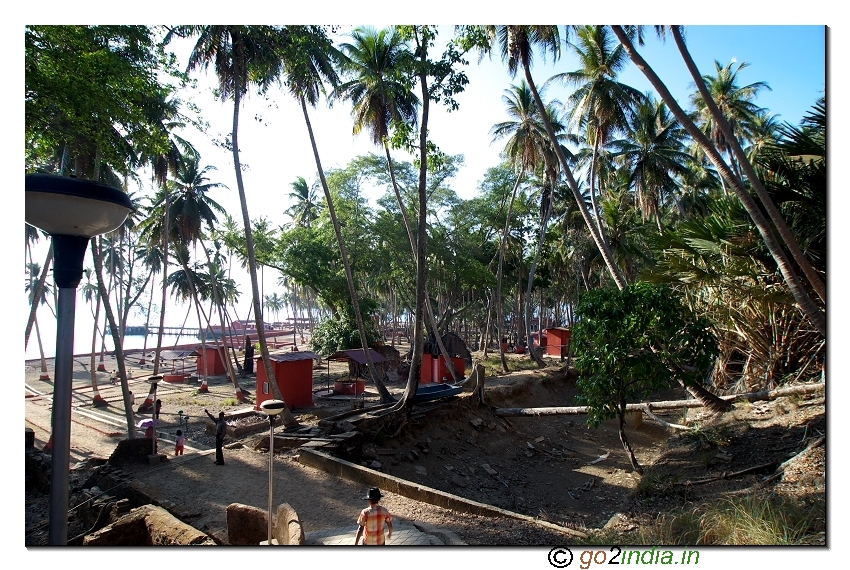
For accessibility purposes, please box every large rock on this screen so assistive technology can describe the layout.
[274,503,305,545]
[83,504,215,545]
[226,503,268,545]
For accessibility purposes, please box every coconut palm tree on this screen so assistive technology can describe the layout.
[611,25,825,337]
[610,95,693,230]
[276,25,395,403]
[169,25,300,425]
[469,25,628,290]
[25,261,51,378]
[335,26,464,383]
[557,25,646,236]
[285,176,324,228]
[490,80,556,371]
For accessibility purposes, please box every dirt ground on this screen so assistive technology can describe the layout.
[24,345,826,546]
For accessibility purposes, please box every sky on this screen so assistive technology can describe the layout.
[11,4,846,564]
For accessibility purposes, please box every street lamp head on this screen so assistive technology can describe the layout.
[25,173,134,238]
[260,399,287,416]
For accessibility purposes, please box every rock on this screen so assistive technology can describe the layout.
[409,449,420,461]
[450,474,469,488]
[470,418,484,429]
[415,466,428,476]
[84,504,216,546]
[226,503,268,545]
[274,503,305,545]
[481,463,498,476]
[369,460,383,470]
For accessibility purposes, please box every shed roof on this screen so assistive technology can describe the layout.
[327,348,387,365]
[158,349,197,361]
[260,350,321,363]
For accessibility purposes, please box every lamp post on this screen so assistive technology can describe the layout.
[25,173,133,545]
[259,399,287,545]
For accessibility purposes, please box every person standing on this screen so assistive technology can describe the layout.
[174,429,185,456]
[354,487,393,545]
[244,338,255,375]
[205,409,226,465]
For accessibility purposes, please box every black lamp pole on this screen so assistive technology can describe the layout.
[25,174,132,545]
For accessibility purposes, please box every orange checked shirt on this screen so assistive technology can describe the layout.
[357,504,392,545]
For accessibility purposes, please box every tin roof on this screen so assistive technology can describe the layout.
[158,349,197,360]
[262,350,321,363]
[328,348,388,365]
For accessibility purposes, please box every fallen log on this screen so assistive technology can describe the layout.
[493,382,824,418]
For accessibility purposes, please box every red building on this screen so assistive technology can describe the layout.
[195,345,228,376]
[255,350,321,411]
[544,327,572,358]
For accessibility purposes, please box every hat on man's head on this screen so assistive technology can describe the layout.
[366,487,383,501]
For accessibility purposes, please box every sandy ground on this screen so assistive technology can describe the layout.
[24,345,599,546]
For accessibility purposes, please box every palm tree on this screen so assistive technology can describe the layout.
[285,176,324,228]
[690,59,769,182]
[167,156,248,400]
[470,25,628,290]
[611,25,825,337]
[264,292,285,322]
[490,80,556,371]
[611,95,693,230]
[25,261,51,378]
[170,25,300,425]
[278,25,395,403]
[558,25,646,236]
[335,26,463,383]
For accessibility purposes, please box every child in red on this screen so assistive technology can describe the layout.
[174,429,185,456]
[355,487,393,545]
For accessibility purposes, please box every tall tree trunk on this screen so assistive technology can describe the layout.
[522,61,628,290]
[231,88,298,426]
[524,185,550,367]
[299,97,393,403]
[202,246,243,400]
[670,26,826,305]
[496,174,522,374]
[611,25,825,338]
[153,189,170,375]
[90,290,102,387]
[384,145,461,382]
[91,237,135,437]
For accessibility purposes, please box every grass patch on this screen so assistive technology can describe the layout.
[635,494,824,545]
[677,423,733,451]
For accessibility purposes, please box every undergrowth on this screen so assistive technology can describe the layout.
[589,494,824,545]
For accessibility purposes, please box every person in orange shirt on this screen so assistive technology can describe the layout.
[355,487,393,545]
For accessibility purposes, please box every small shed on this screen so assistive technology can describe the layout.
[196,345,228,376]
[327,348,388,379]
[544,327,572,358]
[255,350,321,411]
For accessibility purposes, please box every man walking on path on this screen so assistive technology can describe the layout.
[355,487,393,545]
[205,409,227,465]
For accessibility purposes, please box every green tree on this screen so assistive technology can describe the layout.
[573,282,718,472]
[279,25,395,403]
[463,25,628,290]
[611,26,825,336]
[558,25,645,234]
